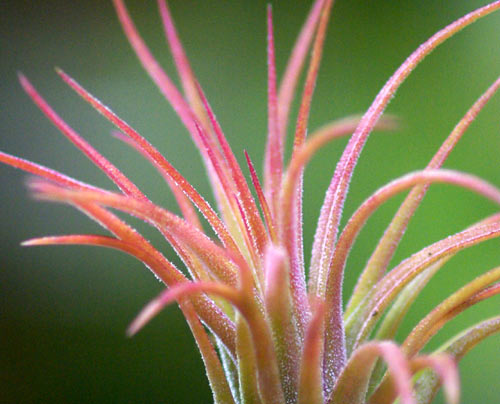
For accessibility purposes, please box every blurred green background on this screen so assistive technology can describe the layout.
[1,1,500,403]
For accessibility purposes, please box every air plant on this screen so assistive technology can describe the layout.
[2,1,500,403]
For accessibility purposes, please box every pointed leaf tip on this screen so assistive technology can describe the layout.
[127,299,163,337]
[20,238,52,247]
[17,72,30,89]
[128,281,241,338]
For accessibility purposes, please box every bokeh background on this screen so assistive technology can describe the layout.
[1,1,500,403]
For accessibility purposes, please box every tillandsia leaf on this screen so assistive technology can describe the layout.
[327,341,415,404]
[22,200,238,357]
[322,168,500,361]
[413,316,500,404]
[157,0,259,278]
[193,119,265,268]
[22,232,237,404]
[326,167,500,304]
[366,257,451,396]
[283,0,336,343]
[228,280,286,404]
[282,115,398,259]
[314,3,500,390]
[23,230,209,289]
[298,300,325,404]
[281,115,398,301]
[264,245,299,403]
[233,298,287,404]
[369,354,460,404]
[180,301,237,404]
[0,151,105,192]
[373,275,500,402]
[346,74,500,320]
[216,338,241,404]
[110,129,202,230]
[233,198,264,287]
[236,303,286,404]
[372,275,500,404]
[402,266,500,358]
[58,69,238,286]
[277,0,324,138]
[236,315,260,404]
[127,281,241,337]
[18,74,145,201]
[277,113,395,364]
[312,1,500,298]
[1,147,158,261]
[410,355,460,404]
[0,148,152,275]
[195,83,268,262]
[373,257,451,343]
[28,180,241,287]
[128,270,285,404]
[106,137,247,296]
[112,0,217,155]
[244,151,277,244]
[28,178,283,403]
[292,0,334,153]
[156,0,242,249]
[16,170,201,290]
[56,69,242,258]
[22,234,149,252]
[264,5,282,220]
[156,0,256,255]
[126,281,238,404]
[111,0,241,241]
[308,115,398,142]
[346,213,500,353]
[156,0,211,132]
[158,0,263,261]
[24,71,231,300]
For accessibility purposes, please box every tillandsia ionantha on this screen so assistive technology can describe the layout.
[2,1,500,403]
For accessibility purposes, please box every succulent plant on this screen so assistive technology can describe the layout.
[2,1,500,403]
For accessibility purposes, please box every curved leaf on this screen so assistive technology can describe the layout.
[328,341,414,404]
[347,74,500,319]
[312,3,500,384]
[57,69,240,255]
[413,316,500,404]
[127,281,241,336]
[403,266,500,357]
[369,354,459,404]
[29,180,241,287]
[324,169,500,361]
[346,213,500,353]
[366,257,451,396]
